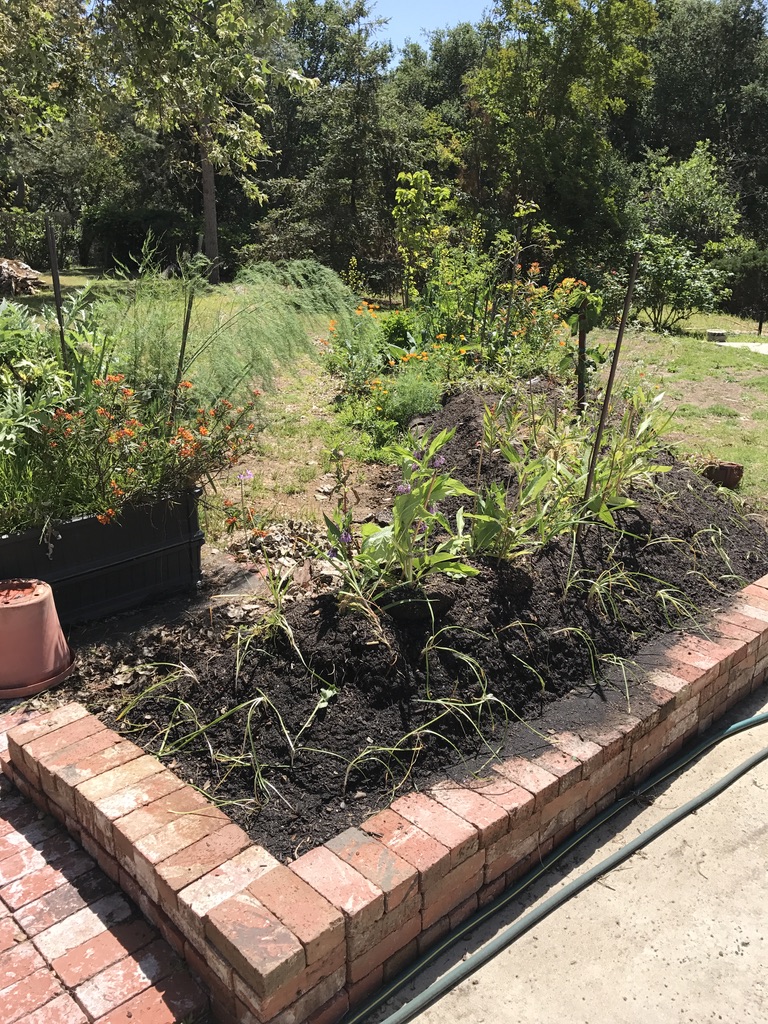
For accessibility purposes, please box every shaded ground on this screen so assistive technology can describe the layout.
[50,391,768,862]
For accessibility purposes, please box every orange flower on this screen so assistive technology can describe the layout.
[96,508,116,525]
[178,380,193,389]
[199,425,210,436]
[105,374,125,384]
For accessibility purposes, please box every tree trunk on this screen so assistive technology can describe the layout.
[199,124,220,285]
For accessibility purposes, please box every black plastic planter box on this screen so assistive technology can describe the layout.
[0,490,203,625]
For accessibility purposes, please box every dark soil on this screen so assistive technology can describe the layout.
[51,392,768,862]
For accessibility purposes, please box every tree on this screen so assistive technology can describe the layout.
[462,0,655,253]
[93,0,313,281]
[634,232,728,331]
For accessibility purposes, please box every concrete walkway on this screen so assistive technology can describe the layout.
[0,718,210,1024]
[371,688,768,1024]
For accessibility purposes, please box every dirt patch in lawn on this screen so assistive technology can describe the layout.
[50,392,768,862]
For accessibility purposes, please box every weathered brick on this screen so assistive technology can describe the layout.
[361,809,450,892]
[0,967,63,1023]
[75,755,165,816]
[325,827,418,910]
[492,758,559,808]
[347,911,421,984]
[52,739,146,813]
[175,844,279,945]
[32,892,133,961]
[248,863,345,965]
[25,717,107,782]
[74,938,179,1019]
[0,939,45,989]
[236,945,345,1021]
[51,918,156,987]
[22,992,88,1024]
[346,964,383,1009]
[291,846,385,940]
[85,970,208,1024]
[88,765,186,851]
[305,990,349,1024]
[532,747,582,791]
[470,776,535,822]
[7,704,89,780]
[205,889,305,998]
[585,748,630,806]
[347,891,421,960]
[0,849,94,911]
[449,893,478,930]
[429,782,509,848]
[484,816,540,884]
[421,851,484,929]
[267,966,347,1024]
[390,793,478,867]
[154,823,252,912]
[15,868,114,936]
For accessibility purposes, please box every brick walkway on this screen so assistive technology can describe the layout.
[0,727,210,1024]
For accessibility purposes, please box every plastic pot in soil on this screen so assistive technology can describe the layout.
[0,580,75,699]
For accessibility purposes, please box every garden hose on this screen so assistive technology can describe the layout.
[344,709,768,1024]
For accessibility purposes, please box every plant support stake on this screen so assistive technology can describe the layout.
[45,216,68,370]
[576,252,640,543]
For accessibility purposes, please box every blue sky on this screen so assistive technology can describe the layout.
[370,0,493,55]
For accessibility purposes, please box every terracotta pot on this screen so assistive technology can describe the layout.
[702,462,744,489]
[0,580,75,699]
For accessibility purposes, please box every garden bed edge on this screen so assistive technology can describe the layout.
[3,574,768,1024]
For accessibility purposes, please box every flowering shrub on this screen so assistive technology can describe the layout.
[0,318,263,534]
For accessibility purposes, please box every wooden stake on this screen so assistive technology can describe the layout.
[45,217,68,370]
[576,253,640,543]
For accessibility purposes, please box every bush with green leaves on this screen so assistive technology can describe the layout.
[632,232,730,332]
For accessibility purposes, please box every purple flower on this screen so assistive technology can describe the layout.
[416,520,426,534]
[430,455,446,469]
[427,503,437,514]
[413,447,425,461]
[396,482,411,495]
[327,546,339,559]
[340,530,353,546]
[238,469,254,481]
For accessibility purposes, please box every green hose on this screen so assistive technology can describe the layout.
[344,708,768,1024]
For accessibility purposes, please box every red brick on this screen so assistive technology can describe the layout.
[429,783,509,847]
[0,832,78,888]
[235,945,345,1021]
[291,846,384,938]
[417,916,450,955]
[346,964,383,1009]
[0,814,58,861]
[23,993,88,1024]
[15,868,114,936]
[585,748,631,806]
[154,823,251,911]
[52,918,156,987]
[74,938,179,1018]
[492,758,559,808]
[268,966,346,1024]
[0,850,95,910]
[89,770,185,851]
[421,851,484,929]
[113,786,219,851]
[383,936,419,983]
[0,967,62,1023]
[175,844,279,944]
[540,779,590,841]
[390,793,478,867]
[87,969,208,1024]
[52,740,146,812]
[0,939,45,988]
[347,892,421,960]
[248,863,344,965]
[27,718,107,781]
[75,756,167,828]
[347,912,421,984]
[733,600,768,625]
[361,809,450,891]
[715,609,767,644]
[471,776,535,821]
[305,990,350,1024]
[7,705,90,779]
[130,810,231,902]
[533,747,582,790]
[478,875,505,907]
[205,889,305,998]
[182,938,234,1008]
[0,917,23,954]
[552,731,604,768]
[449,893,478,930]
[484,817,540,883]
[0,709,36,736]
[325,827,418,910]
[33,892,134,961]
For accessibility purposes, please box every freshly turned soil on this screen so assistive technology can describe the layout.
[59,392,768,861]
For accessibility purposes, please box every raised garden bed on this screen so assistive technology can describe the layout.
[3,587,768,1024]
[0,490,203,625]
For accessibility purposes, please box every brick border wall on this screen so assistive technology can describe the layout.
[3,574,768,1024]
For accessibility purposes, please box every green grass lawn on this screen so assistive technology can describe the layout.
[599,318,768,506]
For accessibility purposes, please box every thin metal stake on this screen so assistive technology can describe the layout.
[576,252,640,544]
[45,216,68,369]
